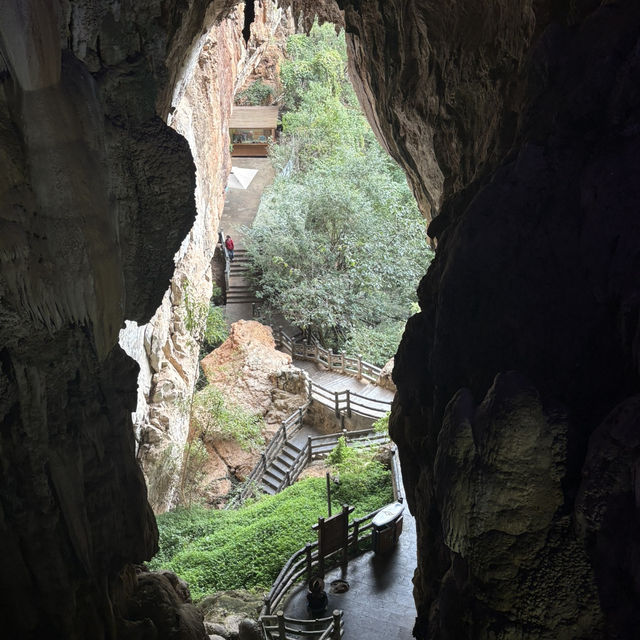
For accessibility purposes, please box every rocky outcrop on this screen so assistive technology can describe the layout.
[184,321,309,505]
[201,320,308,427]
[120,2,290,514]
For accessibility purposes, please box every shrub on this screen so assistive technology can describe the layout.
[203,305,228,351]
[150,469,392,600]
[372,412,390,435]
[236,79,275,106]
[191,386,264,451]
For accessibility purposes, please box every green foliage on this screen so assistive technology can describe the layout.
[150,469,392,600]
[192,386,264,451]
[343,320,405,368]
[183,278,208,338]
[203,305,228,351]
[244,23,433,357]
[372,412,390,435]
[280,24,354,111]
[236,79,275,106]
[327,436,383,476]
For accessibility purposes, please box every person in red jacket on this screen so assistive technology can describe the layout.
[225,235,234,261]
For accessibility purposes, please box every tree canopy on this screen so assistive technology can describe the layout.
[245,23,433,365]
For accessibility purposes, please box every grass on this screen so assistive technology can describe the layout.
[149,461,393,601]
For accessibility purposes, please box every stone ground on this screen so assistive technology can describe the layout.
[220,157,274,326]
[283,509,417,640]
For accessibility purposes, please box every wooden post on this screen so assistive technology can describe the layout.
[305,543,313,578]
[282,420,287,441]
[328,347,333,371]
[332,610,342,640]
[263,595,271,615]
[341,504,349,565]
[308,379,313,401]
[277,325,283,348]
[285,471,291,488]
[346,389,352,418]
[340,350,346,373]
[261,452,267,469]
[302,338,307,360]
[277,611,286,639]
[318,517,325,577]
[307,435,313,463]
[357,353,362,379]
[326,471,332,517]
[334,392,340,418]
[299,407,303,424]
[352,520,360,553]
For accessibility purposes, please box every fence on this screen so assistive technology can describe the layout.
[309,381,390,420]
[228,402,311,506]
[261,610,343,640]
[261,446,404,618]
[274,327,383,385]
[273,428,389,493]
[218,229,231,294]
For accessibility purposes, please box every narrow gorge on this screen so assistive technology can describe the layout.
[0,1,638,639]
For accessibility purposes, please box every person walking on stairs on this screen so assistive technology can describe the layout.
[225,235,235,261]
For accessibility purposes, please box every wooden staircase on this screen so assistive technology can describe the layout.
[260,439,303,495]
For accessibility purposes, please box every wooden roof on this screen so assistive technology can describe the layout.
[230,106,279,129]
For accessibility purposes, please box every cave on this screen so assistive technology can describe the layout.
[1,1,639,639]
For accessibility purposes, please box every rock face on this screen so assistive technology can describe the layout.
[339,1,640,638]
[201,320,308,428]
[1,1,640,639]
[119,1,290,513]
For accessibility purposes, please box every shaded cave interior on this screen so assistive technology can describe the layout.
[0,1,639,639]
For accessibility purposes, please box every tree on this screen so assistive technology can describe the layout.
[245,23,433,364]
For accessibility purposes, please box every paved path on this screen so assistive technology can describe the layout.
[283,508,417,640]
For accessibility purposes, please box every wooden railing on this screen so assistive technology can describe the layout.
[261,446,404,617]
[273,428,390,493]
[261,609,343,640]
[227,402,311,507]
[218,230,231,295]
[309,381,390,419]
[274,327,383,385]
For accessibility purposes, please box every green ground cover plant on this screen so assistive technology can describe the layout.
[150,458,392,600]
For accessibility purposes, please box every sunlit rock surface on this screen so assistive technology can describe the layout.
[119,2,290,513]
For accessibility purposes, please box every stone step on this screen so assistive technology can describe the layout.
[262,473,281,492]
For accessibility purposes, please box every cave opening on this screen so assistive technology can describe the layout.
[1,1,640,639]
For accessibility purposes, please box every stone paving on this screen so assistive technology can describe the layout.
[283,509,417,640]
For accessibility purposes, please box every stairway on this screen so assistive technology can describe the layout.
[226,249,259,304]
[260,440,303,495]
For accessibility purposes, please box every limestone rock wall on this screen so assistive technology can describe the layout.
[119,1,289,514]
[338,1,640,637]
[0,1,252,637]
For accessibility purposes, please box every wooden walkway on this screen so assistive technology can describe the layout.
[296,360,394,406]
